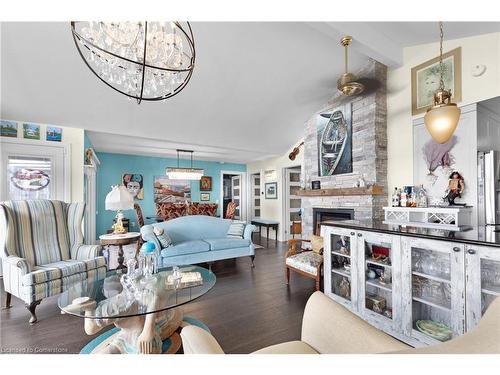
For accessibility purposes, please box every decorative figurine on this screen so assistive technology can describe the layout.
[339,277,350,299]
[443,171,466,206]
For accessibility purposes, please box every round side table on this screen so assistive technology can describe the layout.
[99,232,141,272]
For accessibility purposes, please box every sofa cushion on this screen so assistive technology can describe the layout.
[286,251,323,276]
[22,260,88,286]
[204,238,251,251]
[160,240,210,258]
[227,222,245,238]
[252,341,318,354]
[153,227,173,248]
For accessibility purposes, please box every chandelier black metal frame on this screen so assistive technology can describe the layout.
[70,22,196,104]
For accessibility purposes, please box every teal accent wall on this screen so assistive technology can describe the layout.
[95,152,246,235]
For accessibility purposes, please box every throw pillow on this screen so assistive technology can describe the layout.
[311,235,324,254]
[153,226,172,248]
[227,222,245,238]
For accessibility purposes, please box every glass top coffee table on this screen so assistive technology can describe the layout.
[58,265,215,354]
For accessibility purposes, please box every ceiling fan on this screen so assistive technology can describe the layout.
[337,35,382,97]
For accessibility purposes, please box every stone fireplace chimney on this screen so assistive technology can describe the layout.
[301,60,388,239]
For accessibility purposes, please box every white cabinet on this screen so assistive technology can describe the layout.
[465,244,500,331]
[322,226,358,311]
[322,225,500,347]
[401,237,465,346]
[357,230,402,335]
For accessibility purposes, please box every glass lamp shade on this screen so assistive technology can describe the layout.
[105,185,134,211]
[424,103,461,144]
[165,167,204,180]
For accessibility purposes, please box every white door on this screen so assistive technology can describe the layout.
[251,173,261,219]
[0,140,69,201]
[284,168,302,239]
[231,175,241,220]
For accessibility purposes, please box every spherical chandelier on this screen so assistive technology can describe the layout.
[70,21,195,104]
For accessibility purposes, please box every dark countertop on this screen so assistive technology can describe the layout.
[321,219,500,248]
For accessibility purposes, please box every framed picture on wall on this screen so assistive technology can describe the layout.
[0,120,18,138]
[123,173,144,200]
[23,123,40,140]
[200,176,212,191]
[265,182,277,199]
[411,47,462,115]
[200,192,210,201]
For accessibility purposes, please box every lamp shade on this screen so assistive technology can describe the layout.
[424,104,461,144]
[105,185,134,211]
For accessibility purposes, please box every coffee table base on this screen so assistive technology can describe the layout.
[80,315,209,354]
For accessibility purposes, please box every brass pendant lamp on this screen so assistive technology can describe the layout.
[424,22,461,144]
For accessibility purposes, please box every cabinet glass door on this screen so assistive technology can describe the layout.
[465,245,500,330]
[323,227,357,310]
[359,231,400,327]
[403,237,465,345]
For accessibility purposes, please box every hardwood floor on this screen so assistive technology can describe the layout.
[0,238,317,354]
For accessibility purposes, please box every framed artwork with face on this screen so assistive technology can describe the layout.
[200,176,212,191]
[123,173,144,200]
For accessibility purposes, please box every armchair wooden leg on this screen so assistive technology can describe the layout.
[26,300,41,324]
[315,276,321,291]
[285,267,290,285]
[3,292,12,309]
[250,255,255,268]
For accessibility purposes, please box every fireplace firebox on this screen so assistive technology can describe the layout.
[313,208,354,235]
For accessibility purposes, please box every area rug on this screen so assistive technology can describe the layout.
[79,316,209,354]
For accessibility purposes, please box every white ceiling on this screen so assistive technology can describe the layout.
[2,22,499,163]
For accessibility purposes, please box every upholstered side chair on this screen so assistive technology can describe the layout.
[0,200,107,324]
[285,236,323,291]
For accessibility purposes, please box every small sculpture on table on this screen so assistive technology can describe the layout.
[443,171,466,206]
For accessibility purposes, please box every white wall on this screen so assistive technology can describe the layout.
[247,142,304,242]
[387,32,500,202]
[1,120,85,201]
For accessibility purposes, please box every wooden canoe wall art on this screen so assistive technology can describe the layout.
[317,103,353,176]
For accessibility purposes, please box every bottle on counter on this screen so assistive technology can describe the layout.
[400,190,408,207]
[417,184,428,208]
[392,187,400,207]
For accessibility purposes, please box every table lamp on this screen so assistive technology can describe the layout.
[105,185,134,234]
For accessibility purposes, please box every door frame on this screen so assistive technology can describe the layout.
[219,170,248,221]
[281,165,301,241]
[0,137,71,202]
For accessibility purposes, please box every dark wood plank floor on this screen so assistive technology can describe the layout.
[0,238,317,354]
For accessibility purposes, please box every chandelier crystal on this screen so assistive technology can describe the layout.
[71,21,195,103]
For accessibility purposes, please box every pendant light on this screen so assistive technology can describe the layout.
[166,149,204,180]
[424,22,461,144]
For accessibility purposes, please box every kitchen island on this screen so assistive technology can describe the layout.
[320,220,500,347]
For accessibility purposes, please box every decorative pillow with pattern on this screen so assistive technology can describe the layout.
[227,222,245,238]
[311,235,324,254]
[153,226,172,248]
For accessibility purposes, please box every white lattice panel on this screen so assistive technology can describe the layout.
[383,206,472,231]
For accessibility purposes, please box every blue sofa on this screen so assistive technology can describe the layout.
[140,215,256,267]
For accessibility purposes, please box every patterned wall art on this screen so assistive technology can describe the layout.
[1,120,18,137]
[23,123,40,140]
[200,176,212,191]
[122,173,144,200]
[411,47,462,115]
[46,126,62,142]
[154,176,191,203]
[317,103,353,176]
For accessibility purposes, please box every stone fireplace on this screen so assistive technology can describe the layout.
[301,60,388,238]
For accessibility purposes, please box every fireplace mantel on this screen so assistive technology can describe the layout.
[297,185,384,197]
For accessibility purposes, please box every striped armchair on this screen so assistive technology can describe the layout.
[0,200,107,324]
